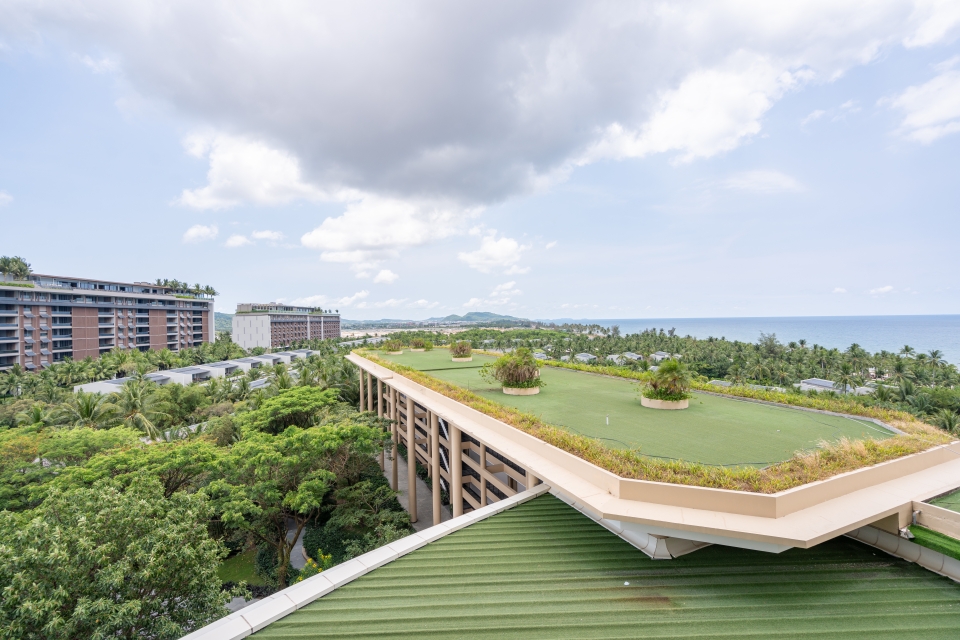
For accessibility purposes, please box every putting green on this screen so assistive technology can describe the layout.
[380,350,892,466]
[930,489,960,514]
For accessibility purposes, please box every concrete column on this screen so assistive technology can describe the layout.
[451,424,463,517]
[526,467,538,491]
[479,443,488,507]
[377,380,383,418]
[406,395,417,523]
[366,371,373,414]
[377,380,384,470]
[390,386,398,491]
[358,368,365,411]
[431,411,441,525]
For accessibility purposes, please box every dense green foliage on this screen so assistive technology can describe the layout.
[0,478,235,639]
[0,255,32,280]
[0,346,400,636]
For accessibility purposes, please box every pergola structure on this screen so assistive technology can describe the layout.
[358,361,535,526]
[350,352,960,559]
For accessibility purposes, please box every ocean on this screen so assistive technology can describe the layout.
[572,315,960,365]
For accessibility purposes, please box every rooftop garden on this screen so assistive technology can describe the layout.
[360,347,951,493]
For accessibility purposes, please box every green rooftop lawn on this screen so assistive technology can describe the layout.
[909,525,960,562]
[381,350,892,466]
[929,488,960,514]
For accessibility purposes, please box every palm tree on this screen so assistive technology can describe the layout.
[934,409,959,434]
[900,345,916,358]
[0,364,25,397]
[55,391,120,429]
[834,362,857,394]
[0,256,12,280]
[928,349,946,386]
[15,402,55,429]
[113,378,168,439]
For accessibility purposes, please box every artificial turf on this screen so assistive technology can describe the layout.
[256,494,960,639]
[909,525,960,562]
[930,488,960,514]
[381,350,892,466]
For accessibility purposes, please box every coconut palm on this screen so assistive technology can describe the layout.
[0,364,25,397]
[113,378,168,439]
[900,345,916,358]
[833,362,857,394]
[15,402,55,428]
[55,391,120,429]
[928,349,946,386]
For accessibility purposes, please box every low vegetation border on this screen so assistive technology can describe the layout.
[362,349,952,494]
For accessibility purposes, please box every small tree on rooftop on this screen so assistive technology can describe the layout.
[383,339,403,352]
[480,347,543,389]
[450,341,472,358]
[640,358,692,401]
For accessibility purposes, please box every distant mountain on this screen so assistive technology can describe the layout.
[426,312,527,323]
[214,312,233,333]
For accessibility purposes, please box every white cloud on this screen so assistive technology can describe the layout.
[545,241,557,250]
[832,287,847,294]
[8,1,957,220]
[888,60,960,143]
[720,170,803,193]
[79,54,118,74]
[458,231,529,274]
[225,234,252,248]
[0,191,11,206]
[182,224,218,243]
[409,299,439,309]
[374,298,406,308]
[801,109,826,125]
[251,229,284,242]
[462,280,523,308]
[869,285,894,294]
[302,195,477,266]
[290,290,369,308]
[583,52,805,164]
[373,269,399,284]
[178,133,327,210]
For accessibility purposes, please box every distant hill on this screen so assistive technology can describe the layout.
[214,312,233,333]
[427,312,527,323]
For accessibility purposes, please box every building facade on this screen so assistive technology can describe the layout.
[231,302,340,349]
[0,274,214,371]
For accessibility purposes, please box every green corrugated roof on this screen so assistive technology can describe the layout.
[256,495,960,639]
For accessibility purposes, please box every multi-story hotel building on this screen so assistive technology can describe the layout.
[231,302,340,350]
[0,273,214,371]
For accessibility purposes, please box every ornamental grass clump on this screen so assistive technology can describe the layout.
[450,341,472,358]
[640,359,692,401]
[480,347,543,389]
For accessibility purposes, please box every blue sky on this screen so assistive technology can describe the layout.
[1,2,959,320]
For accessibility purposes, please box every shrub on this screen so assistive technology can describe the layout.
[480,347,543,389]
[423,340,433,351]
[640,359,693,401]
[383,339,403,352]
[450,341,472,358]
[409,338,426,349]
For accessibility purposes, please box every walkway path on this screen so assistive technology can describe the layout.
[383,453,452,531]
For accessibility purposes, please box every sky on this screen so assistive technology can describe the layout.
[1,1,959,321]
